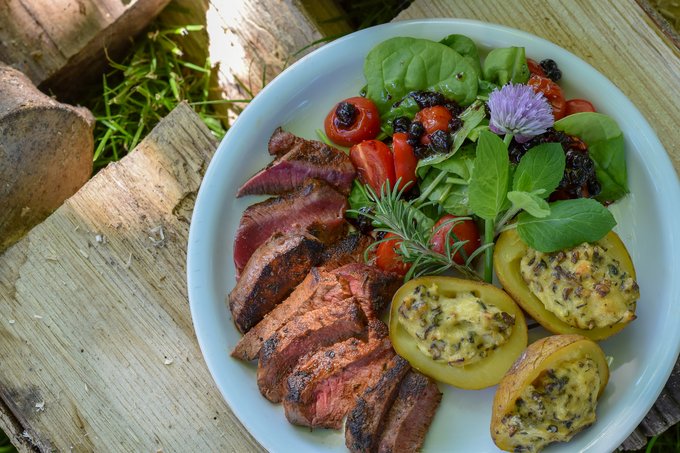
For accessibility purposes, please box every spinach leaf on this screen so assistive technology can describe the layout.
[418,145,476,215]
[347,180,372,218]
[468,130,511,220]
[554,112,628,202]
[513,142,565,196]
[439,34,482,75]
[364,37,479,115]
[482,47,530,86]
[507,191,550,217]
[516,198,616,252]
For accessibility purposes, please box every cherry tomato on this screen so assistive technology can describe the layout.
[391,132,418,192]
[527,58,546,77]
[376,233,411,276]
[324,96,381,147]
[527,74,566,120]
[565,99,596,116]
[430,215,481,265]
[349,140,396,194]
[414,105,452,145]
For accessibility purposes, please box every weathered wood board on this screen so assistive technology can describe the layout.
[0,103,260,452]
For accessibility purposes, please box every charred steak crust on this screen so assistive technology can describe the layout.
[345,355,411,453]
[229,232,323,333]
[233,179,348,275]
[319,232,373,269]
[377,371,443,453]
[256,297,368,403]
[331,263,401,317]
[237,128,356,197]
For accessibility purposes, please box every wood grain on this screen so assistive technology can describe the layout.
[0,103,260,452]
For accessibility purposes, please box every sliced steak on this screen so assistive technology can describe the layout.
[233,179,348,275]
[256,297,367,403]
[319,232,373,269]
[237,128,355,197]
[284,320,395,429]
[331,263,401,317]
[345,355,411,453]
[377,371,442,453]
[231,268,351,361]
[228,232,323,333]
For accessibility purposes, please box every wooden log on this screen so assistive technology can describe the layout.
[0,63,94,253]
[0,102,262,452]
[0,0,172,100]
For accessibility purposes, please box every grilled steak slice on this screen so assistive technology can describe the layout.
[231,268,352,361]
[377,371,442,453]
[319,232,373,269]
[332,263,401,317]
[228,232,323,333]
[345,355,411,453]
[237,128,355,197]
[284,320,395,429]
[268,127,305,157]
[233,179,348,275]
[257,297,367,403]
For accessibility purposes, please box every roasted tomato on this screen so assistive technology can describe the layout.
[527,74,566,120]
[349,139,396,194]
[375,233,411,276]
[526,58,546,77]
[389,276,527,389]
[324,96,381,147]
[414,105,452,145]
[430,215,481,265]
[494,229,638,340]
[491,334,609,452]
[391,132,418,192]
[565,99,596,116]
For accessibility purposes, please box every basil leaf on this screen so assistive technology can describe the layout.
[482,47,530,86]
[513,143,565,197]
[468,130,511,220]
[365,37,479,114]
[516,198,616,252]
[418,145,476,215]
[554,112,628,202]
[439,34,482,75]
[507,191,550,217]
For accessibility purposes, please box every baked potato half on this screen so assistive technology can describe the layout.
[494,229,638,340]
[389,276,527,390]
[491,334,609,452]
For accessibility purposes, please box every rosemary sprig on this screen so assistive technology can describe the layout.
[351,181,489,282]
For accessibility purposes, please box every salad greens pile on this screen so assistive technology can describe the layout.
[350,34,629,281]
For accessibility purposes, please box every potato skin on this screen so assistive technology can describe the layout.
[490,334,609,452]
[389,276,527,390]
[494,229,637,340]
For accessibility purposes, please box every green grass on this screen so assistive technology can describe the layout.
[0,429,16,453]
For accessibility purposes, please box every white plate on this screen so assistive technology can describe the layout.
[187,19,680,452]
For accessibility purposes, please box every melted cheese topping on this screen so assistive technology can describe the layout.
[397,283,515,366]
[501,357,600,452]
[521,242,639,329]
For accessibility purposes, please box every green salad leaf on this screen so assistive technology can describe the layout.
[554,112,628,202]
[418,144,476,215]
[468,130,511,220]
[507,191,550,218]
[482,46,530,86]
[439,34,482,75]
[512,143,566,196]
[347,180,371,218]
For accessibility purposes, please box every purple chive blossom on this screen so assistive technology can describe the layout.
[487,83,554,143]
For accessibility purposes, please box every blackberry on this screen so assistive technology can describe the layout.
[334,102,357,127]
[414,144,432,160]
[539,59,562,82]
[354,206,375,234]
[407,121,425,146]
[409,90,445,108]
[429,130,450,153]
[392,116,411,134]
[448,117,463,133]
[443,101,463,117]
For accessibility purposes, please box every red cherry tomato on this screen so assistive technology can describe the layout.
[349,140,396,194]
[565,99,596,116]
[430,215,481,265]
[324,96,381,147]
[527,58,546,77]
[414,105,452,145]
[376,233,411,276]
[527,74,566,120]
[391,132,418,192]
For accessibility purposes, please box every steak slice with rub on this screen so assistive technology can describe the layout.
[233,179,348,275]
[332,263,401,318]
[237,128,355,197]
[377,371,442,453]
[228,232,323,333]
[319,232,373,269]
[231,268,352,361]
[257,297,367,403]
[284,320,395,429]
[345,355,411,453]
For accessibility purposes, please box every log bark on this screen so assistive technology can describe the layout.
[0,63,94,252]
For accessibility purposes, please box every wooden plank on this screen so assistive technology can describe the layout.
[396,0,680,175]
[0,103,261,452]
